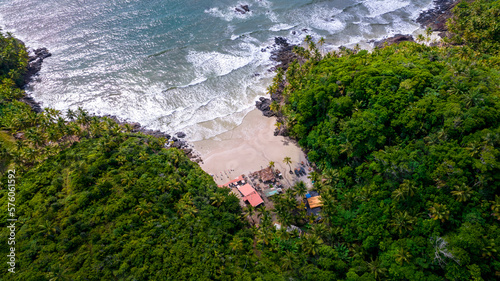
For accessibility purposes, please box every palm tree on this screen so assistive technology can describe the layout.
[210,192,225,207]
[268,161,275,170]
[318,37,325,55]
[66,109,75,121]
[38,220,58,238]
[417,34,425,44]
[323,169,339,186]
[281,251,296,271]
[283,156,293,174]
[301,234,323,256]
[270,100,279,112]
[399,179,416,197]
[365,257,387,280]
[392,188,405,202]
[394,247,412,265]
[451,184,473,202]
[425,27,432,42]
[292,181,308,199]
[229,237,245,253]
[136,200,152,216]
[304,35,312,48]
[311,223,327,241]
[391,211,416,235]
[47,263,70,281]
[307,171,320,184]
[491,195,500,220]
[429,203,450,222]
[353,43,361,53]
[244,205,256,224]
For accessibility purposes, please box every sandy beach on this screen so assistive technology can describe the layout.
[193,109,311,186]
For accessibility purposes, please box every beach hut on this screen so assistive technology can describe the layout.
[238,184,264,207]
[307,196,323,209]
[220,175,244,187]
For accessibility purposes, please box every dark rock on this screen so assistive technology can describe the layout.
[235,5,250,14]
[24,47,52,86]
[262,110,275,117]
[416,0,458,32]
[176,132,186,138]
[171,141,182,149]
[20,95,43,113]
[374,34,414,48]
[274,37,289,47]
[34,47,52,59]
[172,137,178,142]
[182,148,193,154]
[255,97,276,117]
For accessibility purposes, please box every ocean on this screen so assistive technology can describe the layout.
[0,0,433,140]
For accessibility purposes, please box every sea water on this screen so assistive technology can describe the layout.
[0,0,433,140]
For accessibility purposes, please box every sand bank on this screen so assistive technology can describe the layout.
[193,109,310,186]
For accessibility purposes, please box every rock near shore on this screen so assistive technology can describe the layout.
[417,0,458,32]
[24,47,52,86]
[255,97,275,117]
[373,34,414,48]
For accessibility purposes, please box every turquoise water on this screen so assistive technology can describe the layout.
[0,0,433,140]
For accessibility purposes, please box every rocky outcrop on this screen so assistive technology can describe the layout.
[235,5,250,14]
[255,97,275,117]
[417,0,459,37]
[269,37,300,71]
[24,47,51,86]
[15,42,52,113]
[373,34,414,48]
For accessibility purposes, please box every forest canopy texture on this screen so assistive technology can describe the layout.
[1,0,499,280]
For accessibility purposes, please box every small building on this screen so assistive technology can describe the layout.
[306,194,323,216]
[307,196,323,209]
[252,167,275,183]
[219,175,245,188]
[238,183,264,207]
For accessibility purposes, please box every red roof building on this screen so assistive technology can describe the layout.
[219,175,245,187]
[238,184,264,207]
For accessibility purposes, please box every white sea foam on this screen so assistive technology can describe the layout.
[0,0,435,141]
[363,0,411,18]
[204,2,253,22]
[186,51,253,78]
[269,23,295,32]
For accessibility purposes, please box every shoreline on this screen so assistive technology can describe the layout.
[8,1,455,178]
[193,109,310,187]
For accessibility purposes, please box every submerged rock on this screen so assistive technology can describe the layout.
[176,132,186,138]
[235,5,250,14]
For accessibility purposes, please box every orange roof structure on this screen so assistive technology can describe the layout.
[238,183,264,207]
[243,192,264,207]
[220,175,244,187]
[238,183,255,197]
[308,196,323,209]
